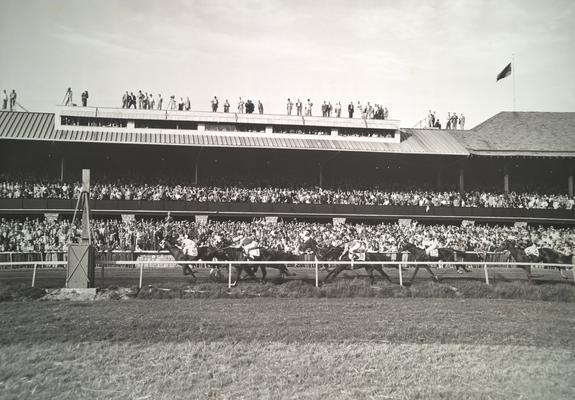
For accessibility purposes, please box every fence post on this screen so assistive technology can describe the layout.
[31,263,37,287]
[139,262,143,289]
[398,263,403,286]
[101,264,105,287]
[483,263,489,285]
[315,260,319,288]
[228,263,233,289]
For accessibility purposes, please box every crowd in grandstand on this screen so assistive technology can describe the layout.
[1,216,573,256]
[1,176,573,210]
[427,110,465,129]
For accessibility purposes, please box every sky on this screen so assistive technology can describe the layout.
[0,0,574,128]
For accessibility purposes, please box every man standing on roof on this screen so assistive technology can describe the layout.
[460,114,465,129]
[296,99,302,116]
[63,88,73,106]
[211,96,219,112]
[287,98,293,115]
[2,90,7,110]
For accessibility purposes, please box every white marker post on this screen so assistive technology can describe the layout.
[139,263,144,288]
[228,263,233,289]
[315,260,319,288]
[483,263,490,285]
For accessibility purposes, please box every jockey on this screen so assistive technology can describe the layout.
[524,241,540,258]
[340,239,367,261]
[299,229,317,254]
[179,234,198,258]
[234,230,259,258]
[422,235,439,257]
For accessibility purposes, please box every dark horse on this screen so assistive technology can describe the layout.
[323,250,396,284]
[159,236,218,281]
[535,248,572,280]
[498,241,538,281]
[210,246,295,284]
[399,242,441,283]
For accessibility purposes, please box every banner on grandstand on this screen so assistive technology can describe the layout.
[121,214,135,223]
[265,216,278,224]
[44,213,59,223]
[398,219,412,227]
[195,215,209,224]
[461,220,475,227]
[514,222,528,228]
[333,218,346,225]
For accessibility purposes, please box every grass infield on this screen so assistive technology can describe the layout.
[1,298,574,399]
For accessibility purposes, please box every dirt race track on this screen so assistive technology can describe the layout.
[1,264,572,288]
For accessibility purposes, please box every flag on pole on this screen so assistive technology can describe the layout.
[496,62,512,82]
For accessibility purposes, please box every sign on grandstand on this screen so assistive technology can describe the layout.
[333,217,346,225]
[44,213,59,222]
[514,222,528,228]
[121,214,135,223]
[195,215,209,224]
[398,219,412,227]
[461,220,475,227]
[265,216,278,224]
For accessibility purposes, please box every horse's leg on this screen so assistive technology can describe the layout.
[409,266,420,284]
[260,266,267,283]
[374,265,393,283]
[559,267,568,280]
[425,265,439,282]
[186,264,197,282]
[325,265,345,282]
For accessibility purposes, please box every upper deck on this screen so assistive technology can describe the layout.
[56,106,401,143]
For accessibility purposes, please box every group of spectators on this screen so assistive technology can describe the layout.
[1,175,574,210]
[210,97,263,114]
[1,216,573,257]
[62,88,89,107]
[427,110,465,130]
[285,99,390,120]
[121,91,171,111]
[1,89,18,111]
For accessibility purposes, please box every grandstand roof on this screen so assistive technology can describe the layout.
[452,112,575,157]
[0,111,469,155]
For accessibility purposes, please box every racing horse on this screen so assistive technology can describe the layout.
[210,246,295,284]
[323,251,395,284]
[497,241,538,281]
[535,248,572,280]
[399,242,441,283]
[159,236,218,280]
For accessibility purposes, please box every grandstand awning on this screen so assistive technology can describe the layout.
[0,111,470,155]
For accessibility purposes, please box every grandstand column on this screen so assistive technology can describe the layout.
[319,163,324,188]
[568,166,573,197]
[194,148,203,184]
[434,165,442,190]
[59,156,65,181]
[503,163,510,194]
[458,167,465,194]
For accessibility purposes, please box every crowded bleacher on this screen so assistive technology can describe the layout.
[1,216,573,255]
[1,175,573,210]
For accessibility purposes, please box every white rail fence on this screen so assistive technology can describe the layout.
[1,259,573,289]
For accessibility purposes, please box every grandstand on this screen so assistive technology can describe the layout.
[0,107,574,224]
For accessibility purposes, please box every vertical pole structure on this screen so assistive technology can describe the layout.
[194,147,202,185]
[32,264,37,287]
[503,163,510,194]
[60,157,65,182]
[315,260,319,288]
[81,169,91,244]
[398,262,403,287]
[435,167,442,191]
[101,264,105,287]
[568,165,573,197]
[484,263,490,285]
[139,263,143,288]
[319,163,324,188]
[458,167,465,195]
[512,53,516,112]
[228,263,232,289]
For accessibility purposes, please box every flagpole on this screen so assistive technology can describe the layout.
[512,53,516,111]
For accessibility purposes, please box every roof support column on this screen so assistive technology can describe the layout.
[194,148,203,184]
[319,163,324,188]
[503,162,510,194]
[568,165,573,197]
[458,166,465,195]
[60,156,65,182]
